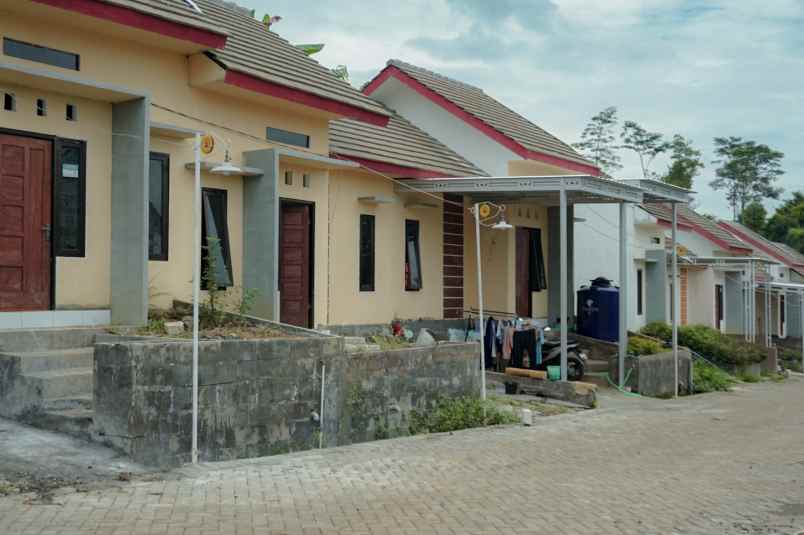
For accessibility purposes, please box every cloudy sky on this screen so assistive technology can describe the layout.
[238,0,802,218]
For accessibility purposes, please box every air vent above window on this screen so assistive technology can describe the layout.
[267,127,309,148]
[3,38,79,71]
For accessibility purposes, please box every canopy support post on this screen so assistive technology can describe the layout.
[618,203,629,388]
[672,203,679,399]
[559,186,568,382]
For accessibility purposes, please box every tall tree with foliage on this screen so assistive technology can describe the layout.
[710,137,784,220]
[661,135,704,190]
[573,107,622,174]
[739,201,767,232]
[620,121,670,179]
[765,192,804,253]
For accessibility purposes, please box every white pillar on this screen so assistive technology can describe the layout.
[618,203,629,388]
[800,289,803,372]
[766,279,772,347]
[191,133,201,465]
[559,187,568,381]
[474,203,486,402]
[671,203,679,398]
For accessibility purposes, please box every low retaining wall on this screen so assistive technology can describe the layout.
[610,351,693,397]
[320,319,467,341]
[94,337,479,467]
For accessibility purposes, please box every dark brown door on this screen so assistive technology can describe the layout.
[0,134,52,311]
[715,284,724,331]
[279,203,311,327]
[515,227,530,317]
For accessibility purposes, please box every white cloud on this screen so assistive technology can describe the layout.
[236,0,802,217]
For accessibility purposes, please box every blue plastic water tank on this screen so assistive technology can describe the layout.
[576,277,620,342]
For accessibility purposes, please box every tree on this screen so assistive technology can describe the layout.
[661,135,704,190]
[620,121,670,179]
[710,137,784,220]
[739,201,767,232]
[573,107,622,174]
[765,192,804,253]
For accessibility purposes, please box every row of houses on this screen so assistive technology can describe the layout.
[0,0,801,351]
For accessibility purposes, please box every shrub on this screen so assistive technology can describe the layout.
[641,322,672,341]
[692,360,736,393]
[628,336,663,356]
[409,397,519,434]
[779,349,803,372]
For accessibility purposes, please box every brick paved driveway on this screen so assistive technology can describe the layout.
[2,378,803,534]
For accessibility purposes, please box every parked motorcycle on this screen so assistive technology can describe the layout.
[534,327,588,381]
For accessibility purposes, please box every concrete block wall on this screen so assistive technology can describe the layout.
[94,336,480,467]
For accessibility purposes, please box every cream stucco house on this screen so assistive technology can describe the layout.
[0,0,398,328]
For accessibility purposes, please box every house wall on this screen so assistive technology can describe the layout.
[1,13,331,317]
[687,268,716,328]
[463,201,549,319]
[0,84,112,309]
[573,204,667,331]
[325,169,443,326]
[367,77,514,176]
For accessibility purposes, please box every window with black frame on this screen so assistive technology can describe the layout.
[201,188,233,288]
[359,214,375,291]
[148,153,170,261]
[54,139,85,257]
[405,219,422,291]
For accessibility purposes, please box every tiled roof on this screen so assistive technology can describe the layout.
[373,59,595,169]
[104,0,228,35]
[88,1,389,119]
[194,0,389,119]
[330,108,488,178]
[640,203,752,252]
[719,220,804,267]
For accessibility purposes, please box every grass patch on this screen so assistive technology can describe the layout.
[761,370,787,383]
[692,360,737,393]
[488,395,571,417]
[410,397,519,434]
[736,371,761,383]
[628,336,664,356]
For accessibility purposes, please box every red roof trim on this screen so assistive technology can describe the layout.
[717,222,799,266]
[31,0,227,49]
[364,65,602,177]
[225,70,389,127]
[332,154,454,179]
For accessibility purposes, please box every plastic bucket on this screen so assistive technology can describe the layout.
[547,366,561,381]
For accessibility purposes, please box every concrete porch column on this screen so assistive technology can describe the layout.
[110,98,149,325]
[645,250,668,324]
[548,204,574,326]
[242,149,280,320]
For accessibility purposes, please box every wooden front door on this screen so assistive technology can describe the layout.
[715,284,724,331]
[279,203,312,327]
[515,227,530,317]
[0,134,52,311]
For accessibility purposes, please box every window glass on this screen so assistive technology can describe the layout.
[637,269,644,315]
[3,38,79,70]
[267,127,310,148]
[405,219,422,291]
[201,188,233,288]
[54,141,85,257]
[359,215,375,291]
[148,154,169,261]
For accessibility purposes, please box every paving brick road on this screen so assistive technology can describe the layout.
[2,378,803,535]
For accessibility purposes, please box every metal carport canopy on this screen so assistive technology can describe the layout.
[397,175,693,393]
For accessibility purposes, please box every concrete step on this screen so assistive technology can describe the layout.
[0,327,107,353]
[587,359,610,373]
[22,367,93,399]
[43,395,93,411]
[25,408,95,440]
[582,371,612,389]
[8,347,94,373]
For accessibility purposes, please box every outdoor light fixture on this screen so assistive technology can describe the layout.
[211,149,242,176]
[471,201,512,409]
